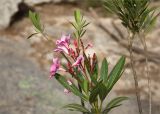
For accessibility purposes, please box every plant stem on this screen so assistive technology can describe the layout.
[140,34,151,114]
[94,101,100,114]
[78,84,85,114]
[99,101,103,113]
[128,32,143,114]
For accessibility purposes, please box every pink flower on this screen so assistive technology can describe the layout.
[67,80,73,85]
[56,35,70,47]
[50,58,60,78]
[54,35,70,54]
[72,55,84,66]
[54,46,69,54]
[64,89,71,94]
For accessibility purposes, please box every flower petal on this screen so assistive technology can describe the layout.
[72,55,84,66]
[64,88,71,94]
[50,58,60,78]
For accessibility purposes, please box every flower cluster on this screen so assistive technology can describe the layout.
[50,34,94,93]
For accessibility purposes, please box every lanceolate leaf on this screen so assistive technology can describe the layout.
[63,103,90,113]
[100,58,108,83]
[144,14,158,33]
[89,82,101,103]
[55,73,88,101]
[107,56,125,91]
[82,79,89,94]
[74,10,82,24]
[89,81,108,103]
[29,10,43,32]
[99,83,108,101]
[91,54,99,81]
[103,97,128,113]
[103,0,158,33]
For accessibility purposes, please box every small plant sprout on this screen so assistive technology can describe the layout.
[104,0,159,114]
[28,11,44,39]
[29,10,128,114]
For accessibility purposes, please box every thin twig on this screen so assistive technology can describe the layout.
[78,84,85,114]
[128,32,143,114]
[140,33,152,114]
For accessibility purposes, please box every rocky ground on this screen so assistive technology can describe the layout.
[0,3,160,114]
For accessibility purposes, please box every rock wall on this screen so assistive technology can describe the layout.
[0,0,76,30]
[25,0,76,5]
[0,0,21,29]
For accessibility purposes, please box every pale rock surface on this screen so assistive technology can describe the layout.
[0,0,76,29]
[0,0,21,29]
[24,0,76,6]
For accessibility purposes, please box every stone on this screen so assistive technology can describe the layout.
[0,0,76,29]
[24,0,76,6]
[24,0,51,6]
[0,0,21,29]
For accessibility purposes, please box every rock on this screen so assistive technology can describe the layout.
[0,0,21,29]
[0,0,76,29]
[24,0,76,6]
[24,0,51,6]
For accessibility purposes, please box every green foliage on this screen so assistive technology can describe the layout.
[28,11,44,39]
[91,54,99,82]
[65,56,126,113]
[29,10,43,33]
[55,73,88,101]
[63,103,91,113]
[82,79,89,94]
[89,81,102,103]
[103,0,158,33]
[107,56,125,91]
[71,10,89,39]
[103,97,128,114]
[100,58,108,83]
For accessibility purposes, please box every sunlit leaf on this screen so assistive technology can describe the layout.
[29,10,43,33]
[63,103,90,113]
[107,56,125,91]
[100,58,108,83]
[103,97,128,113]
[55,73,88,101]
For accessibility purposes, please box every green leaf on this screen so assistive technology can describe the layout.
[83,52,91,75]
[74,10,81,24]
[89,81,108,103]
[107,56,125,92]
[29,10,43,32]
[63,103,90,113]
[99,83,108,101]
[55,74,88,101]
[82,79,89,94]
[100,58,108,83]
[89,82,101,103]
[90,56,99,85]
[103,97,128,113]
[103,0,158,33]
[144,14,158,33]
[91,54,99,81]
